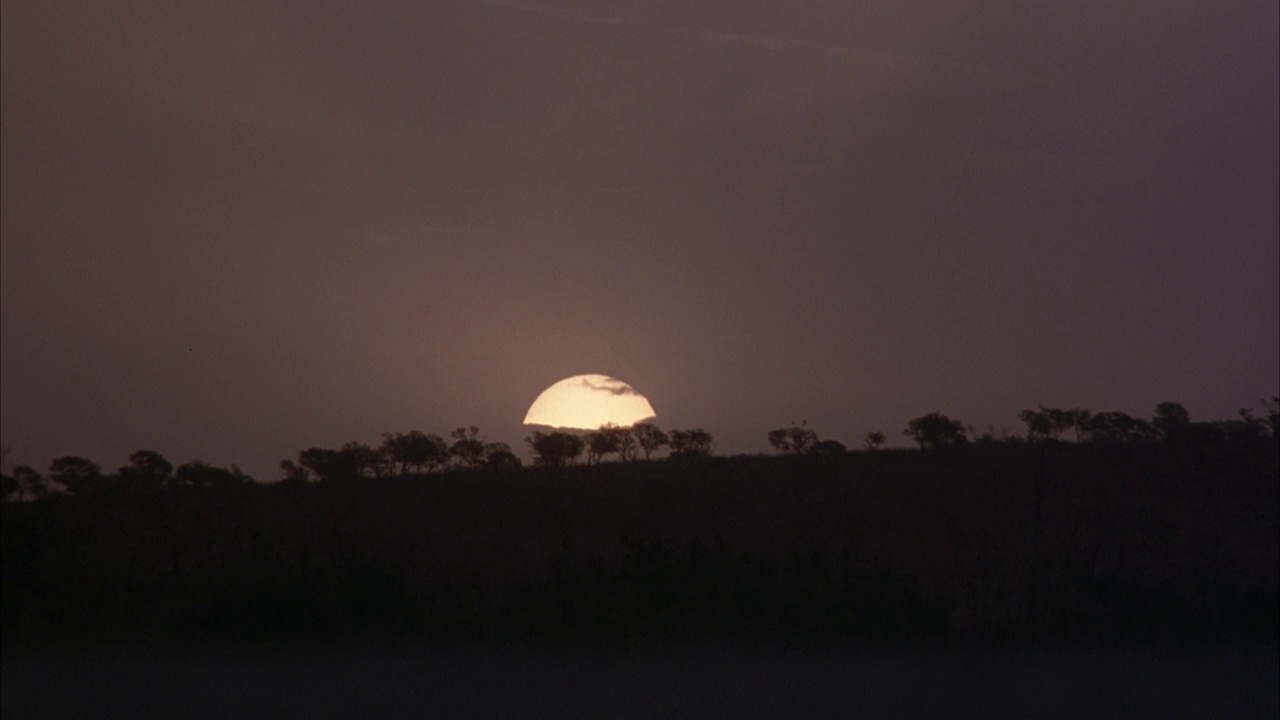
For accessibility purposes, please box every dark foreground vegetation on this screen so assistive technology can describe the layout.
[4,436,1277,654]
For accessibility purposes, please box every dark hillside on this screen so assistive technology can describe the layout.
[4,442,1277,650]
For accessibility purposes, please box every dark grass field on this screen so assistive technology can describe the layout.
[3,442,1278,715]
[3,646,1278,719]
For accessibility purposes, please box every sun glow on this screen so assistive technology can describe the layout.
[523,374,656,429]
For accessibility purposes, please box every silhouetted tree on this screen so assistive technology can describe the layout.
[1153,402,1191,442]
[768,422,819,455]
[1061,408,1092,441]
[904,413,967,450]
[526,431,585,467]
[1084,411,1155,444]
[864,431,887,451]
[668,428,713,458]
[971,425,999,446]
[117,450,173,487]
[8,466,47,500]
[617,426,639,461]
[1184,422,1229,444]
[632,423,669,460]
[449,427,487,469]
[585,424,626,464]
[766,428,785,453]
[341,441,387,478]
[297,447,358,481]
[1019,408,1053,442]
[381,431,449,475]
[1216,409,1269,443]
[812,439,847,455]
[48,455,103,495]
[1263,396,1280,438]
[175,460,250,489]
[1019,406,1090,442]
[278,459,313,484]
[1070,411,1093,442]
[483,442,522,470]
[1,473,18,501]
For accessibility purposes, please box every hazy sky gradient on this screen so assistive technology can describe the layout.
[3,0,1277,478]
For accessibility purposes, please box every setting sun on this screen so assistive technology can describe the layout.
[523,374,656,430]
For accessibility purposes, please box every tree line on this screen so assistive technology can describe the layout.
[1,450,257,501]
[279,423,720,481]
[277,427,522,483]
[898,398,1278,451]
[3,398,1275,499]
[0,422,716,497]
[526,423,713,467]
[765,398,1279,455]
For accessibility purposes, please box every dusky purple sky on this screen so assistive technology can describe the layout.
[3,0,1277,479]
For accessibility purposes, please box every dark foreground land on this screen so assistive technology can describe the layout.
[3,442,1278,715]
[4,646,1278,719]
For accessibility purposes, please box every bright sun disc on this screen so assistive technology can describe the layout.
[523,374,656,430]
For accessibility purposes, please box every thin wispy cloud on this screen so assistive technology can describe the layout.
[481,0,1039,81]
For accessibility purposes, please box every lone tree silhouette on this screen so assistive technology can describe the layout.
[617,426,639,461]
[340,441,386,478]
[449,427,487,469]
[278,459,312,484]
[1019,406,1091,442]
[482,442,522,470]
[767,423,819,455]
[668,428,713,458]
[381,431,448,475]
[117,450,173,487]
[1153,401,1191,442]
[904,413,967,450]
[1264,397,1280,438]
[174,460,250,489]
[48,455,103,495]
[297,447,359,482]
[811,438,847,455]
[525,431,585,467]
[1,473,18,501]
[632,423,669,460]
[6,466,46,501]
[1083,411,1154,444]
[585,424,625,464]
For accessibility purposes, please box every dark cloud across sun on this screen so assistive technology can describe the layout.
[579,376,641,397]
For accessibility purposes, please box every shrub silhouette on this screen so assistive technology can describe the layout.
[174,461,251,489]
[667,428,713,458]
[525,431,585,467]
[904,412,967,449]
[811,438,847,455]
[768,423,819,455]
